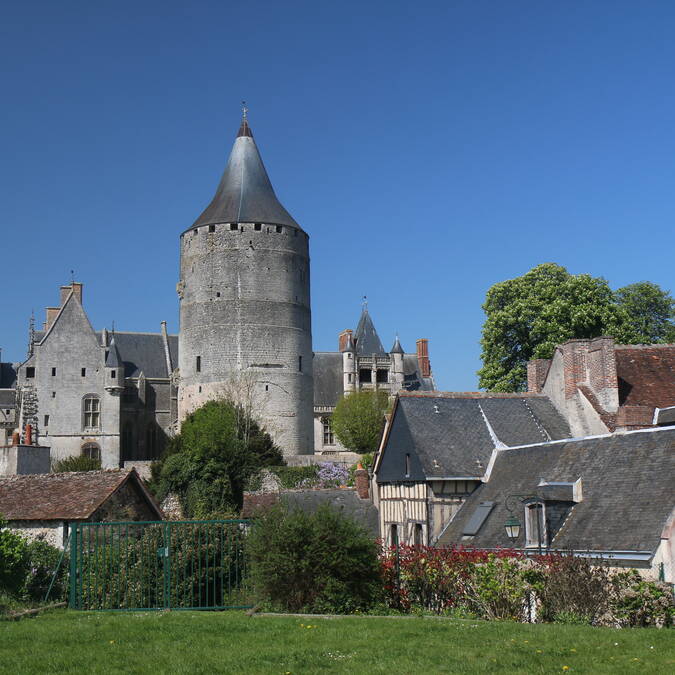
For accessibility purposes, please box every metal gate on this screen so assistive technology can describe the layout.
[68,520,251,610]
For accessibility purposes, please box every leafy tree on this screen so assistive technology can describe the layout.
[247,503,382,613]
[151,399,283,517]
[332,390,390,453]
[478,263,637,392]
[0,516,28,595]
[614,281,675,344]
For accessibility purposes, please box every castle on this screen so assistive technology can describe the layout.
[0,114,434,464]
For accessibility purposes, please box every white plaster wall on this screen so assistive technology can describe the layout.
[9,521,66,549]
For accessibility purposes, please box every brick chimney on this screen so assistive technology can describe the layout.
[354,462,369,500]
[416,339,431,378]
[527,359,551,393]
[338,329,353,352]
[25,424,33,446]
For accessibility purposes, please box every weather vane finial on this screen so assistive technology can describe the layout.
[70,269,75,284]
[362,295,368,310]
[241,100,248,120]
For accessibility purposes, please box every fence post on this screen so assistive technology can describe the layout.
[68,525,78,609]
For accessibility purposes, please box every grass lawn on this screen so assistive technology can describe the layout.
[0,609,673,673]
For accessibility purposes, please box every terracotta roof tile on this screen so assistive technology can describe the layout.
[615,345,675,407]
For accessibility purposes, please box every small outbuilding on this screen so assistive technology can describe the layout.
[0,468,162,548]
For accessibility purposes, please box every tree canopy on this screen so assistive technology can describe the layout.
[151,399,283,517]
[331,390,390,454]
[477,263,674,392]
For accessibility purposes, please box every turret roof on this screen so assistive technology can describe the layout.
[105,336,123,368]
[390,335,404,354]
[354,308,385,356]
[191,117,300,230]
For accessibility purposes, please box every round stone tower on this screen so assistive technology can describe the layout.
[178,114,313,456]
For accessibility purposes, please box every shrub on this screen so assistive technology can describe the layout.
[539,554,611,625]
[52,455,101,472]
[609,570,674,628]
[247,504,382,613]
[0,517,29,596]
[22,539,68,603]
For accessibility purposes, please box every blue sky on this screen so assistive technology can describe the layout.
[1,1,674,390]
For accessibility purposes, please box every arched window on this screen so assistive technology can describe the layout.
[82,395,100,430]
[81,442,101,461]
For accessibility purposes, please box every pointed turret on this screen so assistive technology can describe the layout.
[354,307,385,355]
[104,336,123,394]
[390,335,404,354]
[191,114,300,230]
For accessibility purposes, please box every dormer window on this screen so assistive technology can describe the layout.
[524,501,547,550]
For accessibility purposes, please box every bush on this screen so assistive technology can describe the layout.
[0,517,29,595]
[539,555,611,625]
[22,539,68,603]
[52,455,101,472]
[247,504,382,613]
[609,570,674,628]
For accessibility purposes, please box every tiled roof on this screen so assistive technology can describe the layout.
[616,345,675,407]
[0,469,158,521]
[376,393,571,482]
[437,427,675,553]
[0,363,17,389]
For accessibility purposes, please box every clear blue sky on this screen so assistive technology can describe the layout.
[1,1,674,390]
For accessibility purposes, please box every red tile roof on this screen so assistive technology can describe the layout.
[615,345,675,407]
[0,469,159,521]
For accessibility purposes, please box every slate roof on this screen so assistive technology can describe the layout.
[615,345,675,407]
[354,309,386,355]
[0,389,16,408]
[376,393,571,482]
[437,427,675,555]
[191,119,301,231]
[0,469,162,521]
[100,332,178,378]
[105,336,123,368]
[281,488,379,537]
[0,363,17,389]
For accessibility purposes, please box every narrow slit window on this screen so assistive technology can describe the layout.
[196,356,201,373]
[208,224,215,232]
[298,355,302,372]
[110,370,116,379]
[405,453,411,478]
[51,367,56,376]
[44,415,49,427]
[81,368,86,377]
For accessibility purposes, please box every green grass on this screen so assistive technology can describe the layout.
[0,610,673,673]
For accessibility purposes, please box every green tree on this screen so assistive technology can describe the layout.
[151,400,283,517]
[614,281,675,344]
[0,516,28,595]
[478,263,636,392]
[332,390,389,453]
[52,455,101,472]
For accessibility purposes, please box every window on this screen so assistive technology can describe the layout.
[389,524,399,547]
[359,369,372,383]
[298,355,302,372]
[81,442,101,461]
[196,356,201,372]
[376,369,389,383]
[230,223,238,231]
[52,391,56,398]
[110,370,116,379]
[524,501,547,549]
[254,223,262,231]
[413,523,423,547]
[26,367,35,378]
[81,368,86,377]
[146,423,157,458]
[275,225,283,233]
[44,415,49,427]
[322,416,334,446]
[216,292,221,298]
[82,395,100,429]
[405,453,411,478]
[51,367,57,376]
[348,373,353,383]
[208,224,215,232]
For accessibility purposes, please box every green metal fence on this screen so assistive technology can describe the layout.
[68,520,251,611]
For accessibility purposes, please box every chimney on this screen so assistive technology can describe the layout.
[45,307,60,330]
[25,424,33,446]
[416,339,431,378]
[354,462,369,500]
[338,329,353,352]
[60,285,71,305]
[12,431,20,446]
[527,359,551,393]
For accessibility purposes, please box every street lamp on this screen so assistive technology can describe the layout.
[504,515,521,540]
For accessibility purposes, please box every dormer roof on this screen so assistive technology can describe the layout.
[191,116,301,231]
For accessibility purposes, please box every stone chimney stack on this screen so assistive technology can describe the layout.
[45,307,60,330]
[416,339,431,378]
[338,329,353,352]
[354,462,370,500]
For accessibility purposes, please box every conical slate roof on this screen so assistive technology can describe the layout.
[105,336,123,368]
[390,335,404,354]
[192,118,300,230]
[354,309,385,355]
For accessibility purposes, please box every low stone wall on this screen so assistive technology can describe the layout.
[9,520,65,549]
